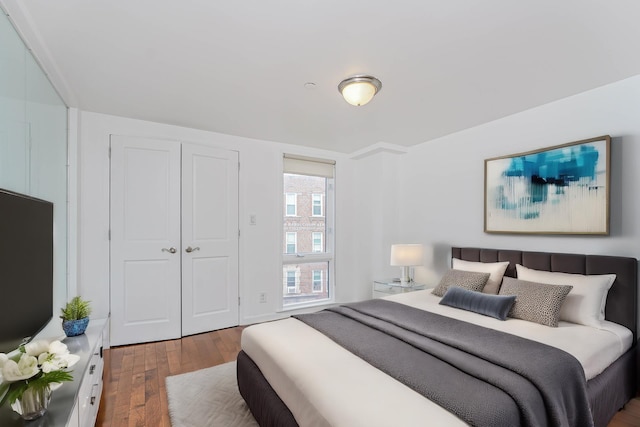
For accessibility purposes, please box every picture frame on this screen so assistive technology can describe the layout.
[484,136,610,235]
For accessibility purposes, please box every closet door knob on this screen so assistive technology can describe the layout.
[185,246,200,253]
[162,247,177,254]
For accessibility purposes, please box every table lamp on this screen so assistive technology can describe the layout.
[390,244,425,285]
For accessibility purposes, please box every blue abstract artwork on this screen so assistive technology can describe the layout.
[485,137,610,234]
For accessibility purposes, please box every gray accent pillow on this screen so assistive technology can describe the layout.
[499,277,573,327]
[431,269,490,297]
[440,286,516,320]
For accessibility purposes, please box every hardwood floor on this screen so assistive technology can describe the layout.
[96,326,244,427]
[611,399,640,427]
[96,326,640,427]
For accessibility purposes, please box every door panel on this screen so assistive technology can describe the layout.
[110,136,181,346]
[181,144,239,336]
[123,259,176,322]
[192,155,229,239]
[123,148,173,240]
[191,257,228,314]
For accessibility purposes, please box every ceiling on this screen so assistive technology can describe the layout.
[3,1,640,154]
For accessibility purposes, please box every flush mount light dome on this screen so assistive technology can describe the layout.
[338,75,382,106]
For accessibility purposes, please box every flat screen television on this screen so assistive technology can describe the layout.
[0,188,53,354]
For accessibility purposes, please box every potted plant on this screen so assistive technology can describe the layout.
[60,296,92,337]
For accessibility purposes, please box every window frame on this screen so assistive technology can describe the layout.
[280,154,335,311]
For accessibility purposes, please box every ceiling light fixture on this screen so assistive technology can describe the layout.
[338,75,382,106]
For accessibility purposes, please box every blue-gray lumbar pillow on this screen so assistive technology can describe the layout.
[440,286,516,320]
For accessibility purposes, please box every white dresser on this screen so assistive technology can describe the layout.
[68,318,106,427]
[0,318,107,426]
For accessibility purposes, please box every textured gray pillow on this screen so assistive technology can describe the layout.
[440,286,516,320]
[499,277,573,327]
[431,269,490,297]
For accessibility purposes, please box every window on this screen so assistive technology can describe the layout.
[285,193,297,216]
[285,270,297,294]
[282,154,335,308]
[312,270,323,292]
[285,232,297,254]
[312,232,323,252]
[312,194,323,216]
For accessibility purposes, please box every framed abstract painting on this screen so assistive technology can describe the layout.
[484,136,610,235]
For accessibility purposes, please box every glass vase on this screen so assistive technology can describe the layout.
[12,386,52,420]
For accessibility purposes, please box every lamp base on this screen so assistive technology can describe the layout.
[399,266,412,286]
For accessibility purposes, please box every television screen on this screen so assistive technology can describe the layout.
[0,188,53,353]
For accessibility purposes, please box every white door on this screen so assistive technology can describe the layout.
[110,136,182,346]
[181,144,239,335]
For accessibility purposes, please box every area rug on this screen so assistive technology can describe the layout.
[166,361,258,427]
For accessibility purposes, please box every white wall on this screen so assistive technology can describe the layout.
[349,152,404,294]
[392,75,640,281]
[75,111,362,325]
[76,75,640,337]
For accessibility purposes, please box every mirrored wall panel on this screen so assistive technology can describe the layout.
[0,11,68,315]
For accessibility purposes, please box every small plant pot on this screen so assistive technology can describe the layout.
[62,317,90,337]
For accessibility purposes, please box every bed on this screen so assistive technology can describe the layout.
[237,247,638,427]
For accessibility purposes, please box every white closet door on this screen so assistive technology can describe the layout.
[181,144,239,336]
[110,136,181,346]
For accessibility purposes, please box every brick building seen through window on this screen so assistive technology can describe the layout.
[283,173,329,305]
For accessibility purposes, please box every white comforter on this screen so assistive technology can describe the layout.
[241,291,632,427]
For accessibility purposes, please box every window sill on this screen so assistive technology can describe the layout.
[279,299,335,313]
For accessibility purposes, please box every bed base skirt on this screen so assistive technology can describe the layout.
[237,350,299,427]
[587,344,636,427]
[237,345,637,427]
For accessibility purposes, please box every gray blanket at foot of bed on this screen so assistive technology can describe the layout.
[294,299,593,427]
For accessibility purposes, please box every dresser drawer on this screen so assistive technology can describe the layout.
[78,344,104,427]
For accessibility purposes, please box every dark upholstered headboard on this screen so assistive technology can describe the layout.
[452,247,639,341]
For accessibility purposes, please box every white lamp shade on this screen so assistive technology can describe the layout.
[341,81,377,106]
[390,244,425,266]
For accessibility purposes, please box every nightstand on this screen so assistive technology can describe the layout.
[372,279,427,298]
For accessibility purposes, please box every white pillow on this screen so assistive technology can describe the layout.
[515,264,616,328]
[451,258,509,295]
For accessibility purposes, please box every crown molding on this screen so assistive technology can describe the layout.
[0,0,77,106]
[349,142,409,160]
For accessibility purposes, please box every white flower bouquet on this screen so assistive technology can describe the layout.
[0,339,80,414]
